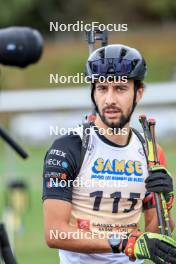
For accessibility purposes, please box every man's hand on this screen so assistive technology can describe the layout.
[145,165,174,210]
[124,231,176,263]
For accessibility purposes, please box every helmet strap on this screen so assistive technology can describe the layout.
[131,80,138,113]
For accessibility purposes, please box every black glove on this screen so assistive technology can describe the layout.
[135,232,176,264]
[145,165,173,194]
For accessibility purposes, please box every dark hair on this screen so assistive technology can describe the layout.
[134,80,145,90]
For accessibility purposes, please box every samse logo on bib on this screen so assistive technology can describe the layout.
[92,158,143,176]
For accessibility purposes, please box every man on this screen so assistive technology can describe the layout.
[42,44,176,263]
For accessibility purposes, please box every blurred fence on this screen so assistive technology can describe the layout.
[0,81,176,141]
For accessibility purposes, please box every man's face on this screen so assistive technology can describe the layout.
[94,80,143,129]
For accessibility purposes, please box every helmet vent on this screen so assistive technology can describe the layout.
[120,48,127,60]
[132,59,139,70]
[99,48,105,59]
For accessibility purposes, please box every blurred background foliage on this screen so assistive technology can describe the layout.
[0,0,176,30]
[0,0,175,90]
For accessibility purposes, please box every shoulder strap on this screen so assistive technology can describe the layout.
[131,127,147,160]
[131,127,145,144]
[80,122,92,166]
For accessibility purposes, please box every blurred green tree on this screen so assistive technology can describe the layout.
[0,0,175,33]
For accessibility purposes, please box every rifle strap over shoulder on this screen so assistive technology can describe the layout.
[80,122,92,166]
[131,127,147,160]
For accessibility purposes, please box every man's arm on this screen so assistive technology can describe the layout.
[43,199,112,253]
[42,133,112,253]
[43,199,176,263]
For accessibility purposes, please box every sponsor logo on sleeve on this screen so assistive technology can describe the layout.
[77,219,90,231]
[45,158,68,169]
[49,149,66,157]
[44,171,68,179]
[46,177,67,188]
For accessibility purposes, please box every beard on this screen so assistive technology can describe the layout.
[97,104,134,130]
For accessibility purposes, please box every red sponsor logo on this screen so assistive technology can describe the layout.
[60,172,67,180]
[77,219,90,231]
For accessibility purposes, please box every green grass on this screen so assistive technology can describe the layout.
[0,140,175,263]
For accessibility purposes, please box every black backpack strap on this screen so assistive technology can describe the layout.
[131,127,147,160]
[80,122,92,166]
